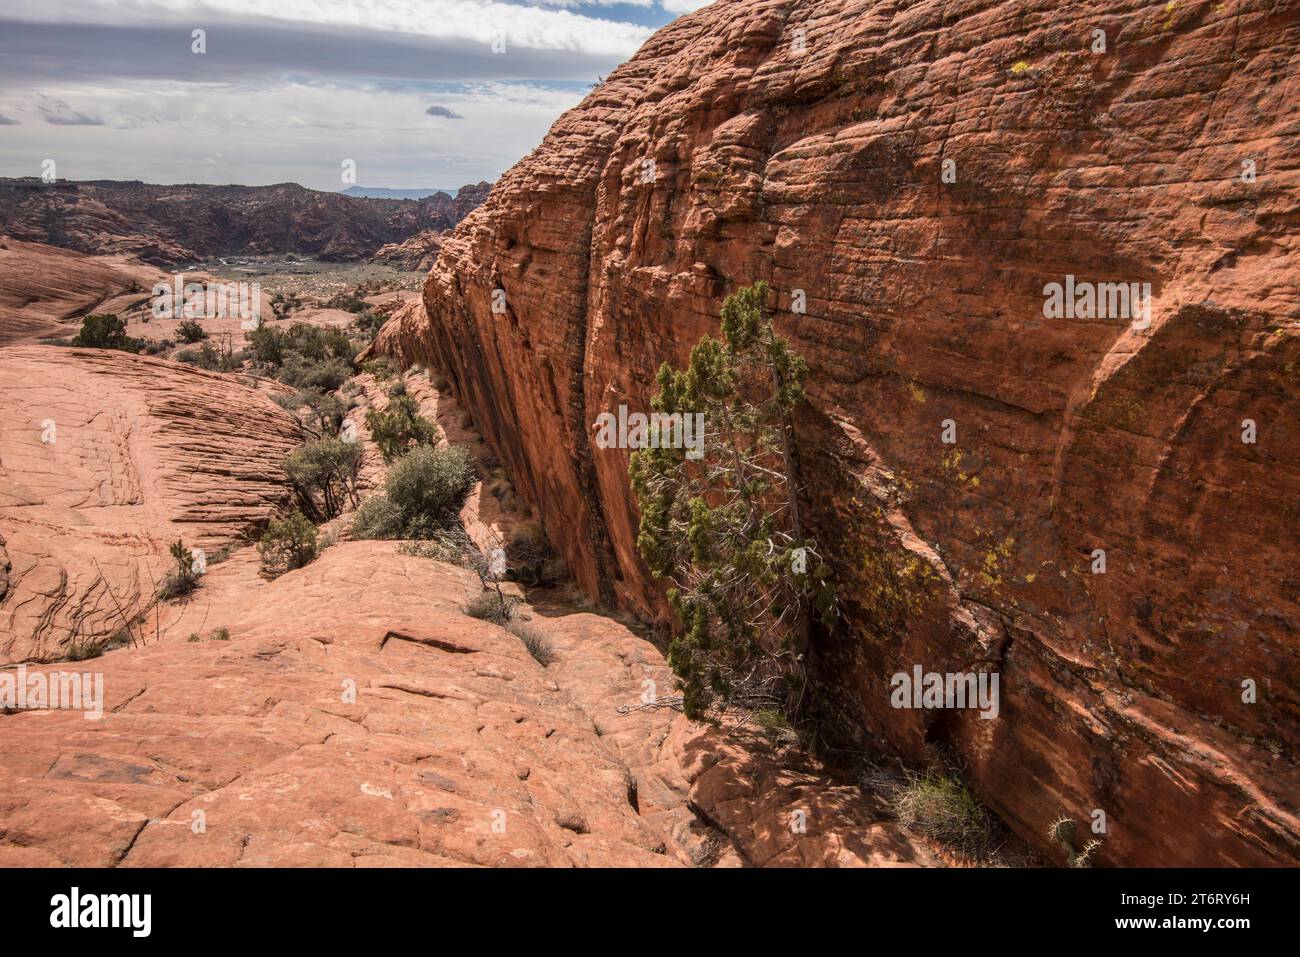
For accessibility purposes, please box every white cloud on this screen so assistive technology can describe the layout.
[3,0,654,57]
[0,79,589,188]
[661,0,712,13]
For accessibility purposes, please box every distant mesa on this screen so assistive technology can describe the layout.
[0,177,492,266]
[342,185,456,200]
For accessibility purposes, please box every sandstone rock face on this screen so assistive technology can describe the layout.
[372,229,448,272]
[0,238,165,346]
[0,346,302,662]
[0,541,936,867]
[0,179,489,266]
[376,0,1300,865]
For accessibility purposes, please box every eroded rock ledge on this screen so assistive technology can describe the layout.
[0,542,936,868]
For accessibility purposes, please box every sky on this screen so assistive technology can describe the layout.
[0,0,712,191]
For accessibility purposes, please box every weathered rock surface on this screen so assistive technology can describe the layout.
[376,0,1300,865]
[372,229,449,271]
[0,238,165,346]
[0,346,302,662]
[0,541,937,867]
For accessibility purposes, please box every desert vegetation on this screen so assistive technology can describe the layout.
[365,383,440,462]
[70,313,141,353]
[257,510,319,578]
[352,444,476,540]
[630,282,836,723]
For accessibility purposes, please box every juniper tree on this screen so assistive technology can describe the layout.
[629,281,836,722]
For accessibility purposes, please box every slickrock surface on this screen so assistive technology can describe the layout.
[0,238,165,346]
[0,346,302,663]
[375,0,1300,865]
[0,542,937,868]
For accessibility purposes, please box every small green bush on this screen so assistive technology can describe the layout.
[72,313,141,353]
[246,322,355,376]
[157,539,200,600]
[257,511,318,578]
[176,342,219,370]
[350,495,407,541]
[365,392,439,463]
[278,354,351,392]
[362,356,397,381]
[283,437,362,520]
[351,445,476,540]
[176,319,208,343]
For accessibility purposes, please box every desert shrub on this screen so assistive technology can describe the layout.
[303,390,351,437]
[365,391,440,463]
[362,356,397,382]
[430,371,449,391]
[246,322,355,378]
[246,324,285,364]
[507,620,555,666]
[270,291,303,321]
[257,511,318,578]
[218,348,245,373]
[273,389,351,437]
[176,342,219,370]
[887,770,996,857]
[351,445,476,540]
[283,437,362,520]
[278,354,351,392]
[629,281,836,721]
[176,319,208,343]
[72,313,140,353]
[324,290,367,313]
[350,495,406,541]
[157,539,201,600]
[352,449,473,540]
[211,626,231,641]
[352,311,387,339]
[386,445,475,528]
[464,590,516,624]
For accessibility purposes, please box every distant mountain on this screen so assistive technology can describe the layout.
[0,178,492,266]
[341,186,456,200]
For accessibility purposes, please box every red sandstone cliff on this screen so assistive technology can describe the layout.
[374,0,1300,866]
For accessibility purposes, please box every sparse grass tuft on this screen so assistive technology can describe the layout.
[885,769,997,858]
[464,589,516,624]
[507,621,555,666]
[65,637,104,661]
